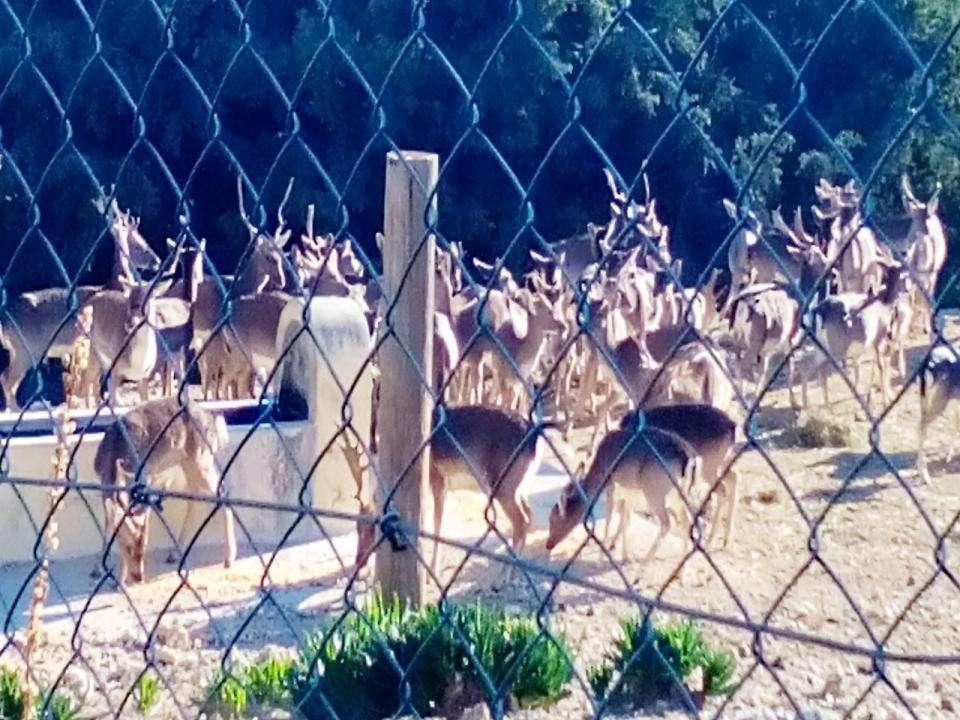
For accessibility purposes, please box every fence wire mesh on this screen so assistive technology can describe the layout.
[1,0,960,718]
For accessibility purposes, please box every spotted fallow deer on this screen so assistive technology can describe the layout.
[94,397,236,584]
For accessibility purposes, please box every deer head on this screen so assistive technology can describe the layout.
[101,198,161,278]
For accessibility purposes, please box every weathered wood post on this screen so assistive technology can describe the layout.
[375,150,438,604]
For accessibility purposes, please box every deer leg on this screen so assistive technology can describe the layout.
[496,492,531,583]
[93,498,118,579]
[642,502,672,563]
[718,469,740,549]
[0,361,22,411]
[917,395,930,485]
[945,402,960,465]
[607,497,628,552]
[788,354,800,410]
[881,348,891,404]
[819,362,830,407]
[221,505,237,569]
[166,500,196,564]
[429,463,445,576]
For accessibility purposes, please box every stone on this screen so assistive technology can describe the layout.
[459,702,491,720]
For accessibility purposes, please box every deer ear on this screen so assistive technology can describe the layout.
[928,187,941,215]
[722,198,737,220]
[602,168,620,197]
[148,297,190,330]
[508,299,529,339]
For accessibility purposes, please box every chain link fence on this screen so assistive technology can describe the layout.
[2,1,960,718]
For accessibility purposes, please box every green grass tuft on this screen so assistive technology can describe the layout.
[0,666,82,720]
[291,592,572,720]
[588,618,736,709]
[241,656,294,707]
[209,672,248,718]
[0,667,24,720]
[135,673,160,714]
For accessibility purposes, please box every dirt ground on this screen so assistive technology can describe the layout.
[2,327,960,719]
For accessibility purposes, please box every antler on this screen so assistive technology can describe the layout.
[602,168,626,203]
[276,177,295,233]
[339,437,369,510]
[770,207,793,239]
[236,175,258,238]
[304,203,315,243]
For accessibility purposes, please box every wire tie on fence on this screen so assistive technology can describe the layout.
[379,512,408,552]
[129,483,164,513]
[872,646,886,678]
[935,538,948,569]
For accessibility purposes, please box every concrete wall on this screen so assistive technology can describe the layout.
[0,296,374,565]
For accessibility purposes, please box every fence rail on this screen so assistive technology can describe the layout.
[2,1,960,719]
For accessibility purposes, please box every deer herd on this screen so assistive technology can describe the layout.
[3,170,956,585]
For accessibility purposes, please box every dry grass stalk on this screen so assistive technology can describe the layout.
[21,305,92,718]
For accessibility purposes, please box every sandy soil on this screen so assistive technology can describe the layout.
[2,329,959,719]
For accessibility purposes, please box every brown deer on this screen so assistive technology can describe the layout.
[94,398,236,584]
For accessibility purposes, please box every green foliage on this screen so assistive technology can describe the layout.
[11,0,960,296]
[0,667,81,720]
[291,592,572,720]
[206,655,294,717]
[43,695,79,720]
[135,673,160,715]
[0,667,24,720]
[209,672,248,719]
[589,618,735,709]
[240,656,294,707]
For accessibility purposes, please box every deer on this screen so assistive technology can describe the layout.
[800,257,909,410]
[916,343,960,484]
[85,278,192,405]
[813,180,886,296]
[545,421,699,562]
[726,282,801,405]
[427,405,550,575]
[197,289,293,400]
[723,200,800,309]
[0,200,163,409]
[900,175,947,338]
[470,288,567,410]
[601,404,743,552]
[94,397,236,585]
[189,177,289,360]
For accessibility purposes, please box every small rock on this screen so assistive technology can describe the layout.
[942,697,954,713]
[687,666,704,693]
[905,677,919,691]
[156,645,182,666]
[458,702,491,720]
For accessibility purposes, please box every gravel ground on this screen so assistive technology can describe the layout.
[2,331,959,719]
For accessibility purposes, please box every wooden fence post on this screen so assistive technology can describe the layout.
[375,150,438,604]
